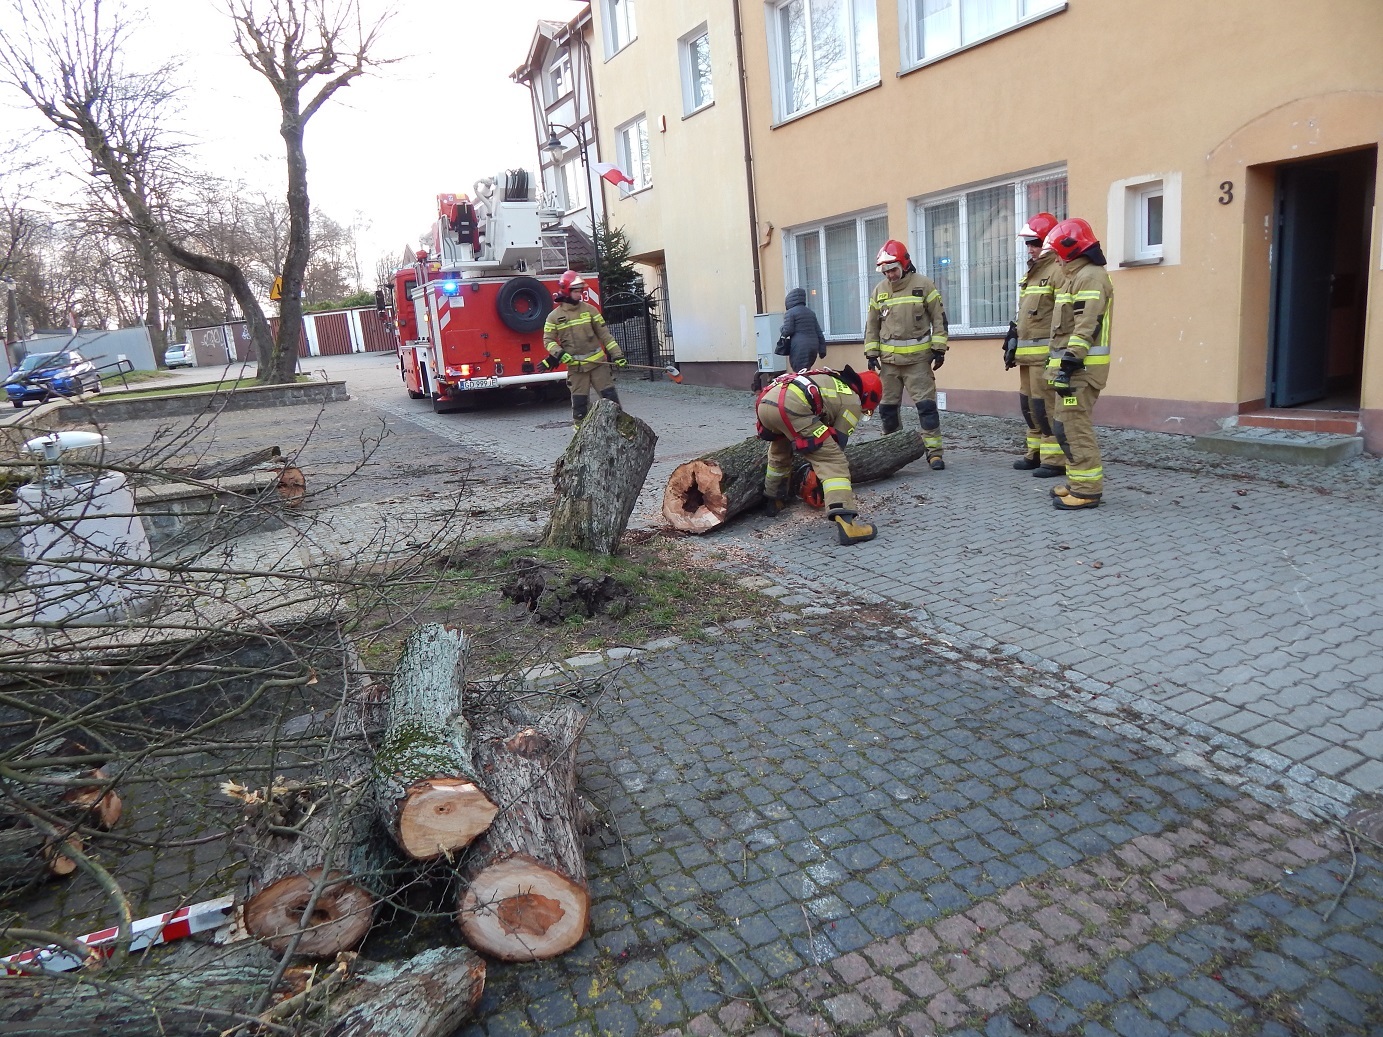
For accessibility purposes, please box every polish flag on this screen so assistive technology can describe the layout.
[593,162,636,189]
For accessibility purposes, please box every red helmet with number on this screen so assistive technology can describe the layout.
[554,270,587,304]
[1044,218,1100,263]
[875,239,911,274]
[1018,212,1058,244]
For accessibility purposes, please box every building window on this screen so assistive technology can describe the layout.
[902,0,1064,69]
[911,169,1067,334]
[552,158,585,212]
[615,115,652,192]
[546,52,572,100]
[786,211,891,339]
[604,0,637,56]
[679,25,714,115]
[1133,182,1164,261]
[769,0,880,122]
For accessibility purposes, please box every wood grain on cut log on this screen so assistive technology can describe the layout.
[240,767,388,958]
[458,706,590,960]
[542,398,657,555]
[661,429,927,533]
[0,823,79,888]
[373,624,497,860]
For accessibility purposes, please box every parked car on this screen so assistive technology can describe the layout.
[164,342,195,368]
[4,351,102,407]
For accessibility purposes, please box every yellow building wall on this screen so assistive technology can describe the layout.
[589,1,760,366]
[741,0,1383,437]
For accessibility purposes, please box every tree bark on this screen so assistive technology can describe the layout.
[542,399,657,555]
[0,823,79,888]
[171,446,282,481]
[457,703,590,961]
[0,944,486,1037]
[661,430,927,533]
[373,625,497,860]
[239,754,388,958]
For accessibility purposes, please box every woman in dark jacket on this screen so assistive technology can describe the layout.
[779,287,827,373]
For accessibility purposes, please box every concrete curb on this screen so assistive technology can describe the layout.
[83,379,350,421]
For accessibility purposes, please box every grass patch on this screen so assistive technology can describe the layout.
[349,534,775,677]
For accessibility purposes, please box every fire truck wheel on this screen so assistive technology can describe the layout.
[496,276,553,334]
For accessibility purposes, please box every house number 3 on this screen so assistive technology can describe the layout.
[1218,181,1234,204]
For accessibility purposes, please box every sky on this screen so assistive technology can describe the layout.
[2,0,587,281]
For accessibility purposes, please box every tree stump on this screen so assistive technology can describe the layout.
[542,398,657,555]
[457,703,590,960]
[661,429,927,533]
[373,624,497,860]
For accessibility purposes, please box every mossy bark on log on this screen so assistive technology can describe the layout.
[542,399,657,555]
[324,945,487,1037]
[457,704,590,960]
[0,944,485,1037]
[240,748,388,957]
[659,436,769,533]
[373,624,497,860]
[661,430,926,532]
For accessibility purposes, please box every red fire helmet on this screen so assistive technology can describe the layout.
[1018,212,1059,243]
[875,239,911,273]
[856,370,883,414]
[1044,218,1100,263]
[554,270,588,304]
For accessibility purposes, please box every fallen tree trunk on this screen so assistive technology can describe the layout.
[373,624,497,860]
[238,758,388,958]
[542,398,657,555]
[0,944,486,1037]
[0,823,79,888]
[660,429,926,533]
[171,445,282,481]
[457,703,590,960]
[0,767,122,832]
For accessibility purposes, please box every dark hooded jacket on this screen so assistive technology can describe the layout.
[778,288,827,372]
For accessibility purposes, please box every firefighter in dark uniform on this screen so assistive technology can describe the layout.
[1043,218,1114,510]
[542,270,626,428]
[757,365,883,545]
[1002,212,1065,475]
[864,240,949,470]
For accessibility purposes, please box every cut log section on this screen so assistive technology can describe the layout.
[239,770,387,957]
[660,429,927,533]
[373,624,498,860]
[458,705,591,960]
[542,398,657,555]
[325,945,487,1037]
[0,824,79,888]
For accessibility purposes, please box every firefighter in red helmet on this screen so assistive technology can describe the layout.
[757,364,879,545]
[542,270,627,429]
[1005,212,1065,475]
[864,239,950,470]
[1042,218,1113,509]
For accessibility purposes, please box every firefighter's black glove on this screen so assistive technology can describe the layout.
[540,355,559,371]
[613,356,628,368]
[1002,322,1018,370]
[930,350,946,372]
[833,430,850,449]
[866,356,880,372]
[1059,350,1084,377]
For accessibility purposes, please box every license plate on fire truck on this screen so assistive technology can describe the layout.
[459,377,499,390]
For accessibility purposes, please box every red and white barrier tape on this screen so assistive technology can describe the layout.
[2,894,235,975]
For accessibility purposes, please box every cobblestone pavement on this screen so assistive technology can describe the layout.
[461,609,1382,1037]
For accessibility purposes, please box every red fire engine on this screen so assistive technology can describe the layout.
[384,170,595,412]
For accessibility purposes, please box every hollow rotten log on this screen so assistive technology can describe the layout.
[238,750,389,958]
[660,429,927,533]
[457,703,590,960]
[373,624,497,860]
[542,398,657,555]
[0,943,486,1037]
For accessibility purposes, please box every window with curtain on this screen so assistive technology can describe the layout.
[770,0,880,121]
[907,0,1063,68]
[912,169,1067,333]
[787,210,891,339]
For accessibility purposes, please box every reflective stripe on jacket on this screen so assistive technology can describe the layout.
[1015,251,1061,365]
[1048,257,1114,389]
[755,369,863,447]
[543,301,623,365]
[864,271,948,363]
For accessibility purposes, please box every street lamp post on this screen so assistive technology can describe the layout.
[542,121,606,230]
[1,275,19,369]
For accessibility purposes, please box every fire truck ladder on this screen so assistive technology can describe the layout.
[539,230,570,273]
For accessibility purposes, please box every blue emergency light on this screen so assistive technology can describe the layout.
[441,280,460,295]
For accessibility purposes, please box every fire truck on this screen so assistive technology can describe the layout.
[383,170,593,412]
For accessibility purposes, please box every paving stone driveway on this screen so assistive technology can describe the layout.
[459,615,1381,1037]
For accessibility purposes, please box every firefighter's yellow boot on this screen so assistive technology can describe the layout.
[1053,492,1100,510]
[1050,484,1071,498]
[828,508,878,545]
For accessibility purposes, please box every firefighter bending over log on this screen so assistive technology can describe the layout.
[542,271,627,429]
[757,365,884,545]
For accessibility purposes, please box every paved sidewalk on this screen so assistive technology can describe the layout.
[460,606,1382,1037]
